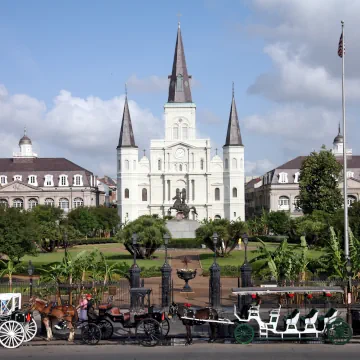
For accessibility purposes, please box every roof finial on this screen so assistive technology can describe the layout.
[177,12,181,28]
[143,149,146,157]
[24,126,27,136]
[338,122,341,135]
[125,83,128,97]
[232,81,235,98]
[215,148,218,155]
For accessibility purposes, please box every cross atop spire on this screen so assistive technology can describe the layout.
[224,83,243,147]
[338,122,341,135]
[117,94,137,148]
[167,23,192,103]
[125,83,128,97]
[24,126,27,136]
[232,81,234,98]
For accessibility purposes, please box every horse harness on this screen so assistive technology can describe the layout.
[42,301,72,318]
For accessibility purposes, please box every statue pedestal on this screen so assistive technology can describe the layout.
[166,219,201,239]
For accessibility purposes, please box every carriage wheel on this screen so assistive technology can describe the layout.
[234,323,254,344]
[81,323,102,345]
[0,321,25,349]
[98,319,114,340]
[161,318,170,337]
[23,318,37,342]
[325,318,352,345]
[136,318,163,347]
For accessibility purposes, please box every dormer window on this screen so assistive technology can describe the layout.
[28,175,38,186]
[44,175,54,186]
[13,175,22,182]
[278,172,288,184]
[59,174,68,186]
[294,172,300,183]
[73,174,83,186]
[176,74,183,91]
[0,175,7,185]
[347,171,354,179]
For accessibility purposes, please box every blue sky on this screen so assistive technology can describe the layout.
[0,0,359,177]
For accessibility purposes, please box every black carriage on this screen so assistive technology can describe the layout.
[89,288,169,346]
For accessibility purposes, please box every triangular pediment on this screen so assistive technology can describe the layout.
[165,141,196,150]
[0,181,42,192]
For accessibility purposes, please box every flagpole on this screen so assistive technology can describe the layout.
[341,20,349,262]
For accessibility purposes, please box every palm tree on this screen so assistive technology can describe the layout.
[0,260,23,292]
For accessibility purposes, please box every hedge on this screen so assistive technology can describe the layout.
[71,237,117,245]
[202,265,241,277]
[167,238,204,249]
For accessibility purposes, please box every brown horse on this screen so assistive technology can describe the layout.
[29,297,78,342]
[169,302,218,345]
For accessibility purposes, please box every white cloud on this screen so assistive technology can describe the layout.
[245,159,275,176]
[0,84,162,176]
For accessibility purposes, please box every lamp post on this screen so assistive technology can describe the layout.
[27,260,34,298]
[129,233,141,310]
[63,230,68,258]
[346,258,353,327]
[209,232,221,309]
[161,233,172,307]
[240,233,252,305]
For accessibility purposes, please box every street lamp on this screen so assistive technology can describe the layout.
[132,233,138,267]
[346,258,353,327]
[242,233,249,263]
[27,260,34,298]
[212,232,218,264]
[163,233,170,264]
[63,231,68,258]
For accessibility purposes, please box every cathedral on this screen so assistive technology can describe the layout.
[117,24,245,223]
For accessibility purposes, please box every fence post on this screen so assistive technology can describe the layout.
[129,265,141,310]
[161,263,172,308]
[209,262,221,309]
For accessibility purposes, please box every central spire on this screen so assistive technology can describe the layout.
[168,24,192,103]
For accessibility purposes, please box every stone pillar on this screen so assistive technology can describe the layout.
[161,262,172,308]
[129,264,141,310]
[209,262,221,309]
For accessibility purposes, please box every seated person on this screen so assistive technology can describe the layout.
[239,304,251,319]
[86,294,97,320]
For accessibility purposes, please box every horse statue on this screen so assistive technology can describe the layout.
[29,297,78,342]
[168,302,218,345]
[168,188,198,220]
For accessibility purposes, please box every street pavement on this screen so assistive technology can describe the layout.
[2,343,360,360]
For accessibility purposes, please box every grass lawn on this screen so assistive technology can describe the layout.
[199,243,324,269]
[22,243,165,269]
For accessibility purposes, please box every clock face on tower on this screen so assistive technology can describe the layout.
[175,148,185,159]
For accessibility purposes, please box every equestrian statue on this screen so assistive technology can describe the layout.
[168,188,198,219]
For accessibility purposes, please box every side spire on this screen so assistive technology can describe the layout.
[117,88,137,148]
[224,83,243,146]
[168,23,192,103]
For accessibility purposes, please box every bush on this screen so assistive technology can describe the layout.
[249,235,290,243]
[72,237,117,245]
[202,265,240,277]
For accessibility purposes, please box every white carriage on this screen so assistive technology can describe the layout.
[231,286,352,345]
[0,293,37,349]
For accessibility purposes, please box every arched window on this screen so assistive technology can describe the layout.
[200,159,204,170]
[28,198,38,209]
[294,196,301,211]
[45,198,54,206]
[13,198,23,208]
[214,215,221,220]
[73,197,84,208]
[173,125,179,140]
[142,188,147,201]
[182,125,188,140]
[59,198,69,209]
[232,187,238,198]
[125,160,129,170]
[158,159,162,171]
[232,158,237,169]
[176,74,183,91]
[278,196,290,210]
[225,159,229,169]
[215,188,220,201]
[348,195,357,207]
[125,188,130,199]
[0,199,8,207]
[179,164,183,171]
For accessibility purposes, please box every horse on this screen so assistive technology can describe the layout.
[29,297,78,342]
[169,302,218,345]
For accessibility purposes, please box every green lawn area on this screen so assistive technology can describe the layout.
[22,244,165,269]
[199,243,324,269]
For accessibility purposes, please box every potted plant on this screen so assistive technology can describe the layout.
[176,256,197,292]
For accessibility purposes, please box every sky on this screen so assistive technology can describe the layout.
[0,0,359,178]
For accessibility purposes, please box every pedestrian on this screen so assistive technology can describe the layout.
[77,294,88,322]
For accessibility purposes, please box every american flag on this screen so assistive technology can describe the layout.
[338,33,345,57]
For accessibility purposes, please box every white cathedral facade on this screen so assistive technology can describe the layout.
[117,24,245,223]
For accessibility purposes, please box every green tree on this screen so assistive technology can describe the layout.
[0,260,23,291]
[0,207,37,263]
[90,207,120,236]
[298,146,343,214]
[196,218,247,256]
[68,207,98,237]
[116,215,169,259]
[267,211,291,235]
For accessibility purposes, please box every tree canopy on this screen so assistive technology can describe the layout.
[298,146,343,214]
